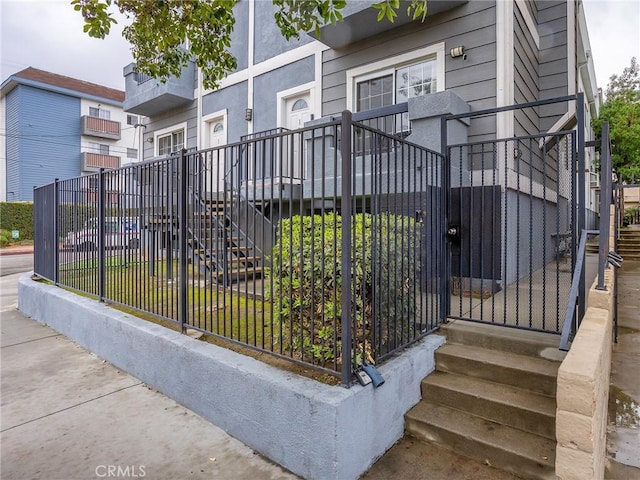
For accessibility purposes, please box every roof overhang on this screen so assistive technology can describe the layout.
[309,0,468,48]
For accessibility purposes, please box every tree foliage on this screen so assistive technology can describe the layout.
[72,0,428,90]
[593,57,640,184]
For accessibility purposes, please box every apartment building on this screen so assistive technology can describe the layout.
[1,67,140,201]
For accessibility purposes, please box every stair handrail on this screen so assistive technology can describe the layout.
[559,229,599,351]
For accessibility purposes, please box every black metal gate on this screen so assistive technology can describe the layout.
[442,95,587,333]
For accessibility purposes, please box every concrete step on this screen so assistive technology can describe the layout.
[618,253,640,261]
[440,320,565,360]
[422,371,556,440]
[405,401,556,480]
[435,343,560,396]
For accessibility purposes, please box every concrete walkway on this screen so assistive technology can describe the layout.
[606,260,640,479]
[0,272,297,480]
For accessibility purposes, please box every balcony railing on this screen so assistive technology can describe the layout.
[81,116,121,140]
[82,152,120,172]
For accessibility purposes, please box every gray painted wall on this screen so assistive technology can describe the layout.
[230,0,249,72]
[252,56,315,134]
[253,2,314,65]
[202,81,249,143]
[321,0,497,145]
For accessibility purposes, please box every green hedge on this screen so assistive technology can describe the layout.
[265,212,421,369]
[0,202,33,241]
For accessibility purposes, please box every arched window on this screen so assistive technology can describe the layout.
[291,99,308,111]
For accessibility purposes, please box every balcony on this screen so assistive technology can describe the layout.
[123,61,195,117]
[81,116,121,140]
[309,0,468,48]
[82,152,121,172]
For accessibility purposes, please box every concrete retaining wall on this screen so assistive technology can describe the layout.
[556,268,614,480]
[18,274,444,480]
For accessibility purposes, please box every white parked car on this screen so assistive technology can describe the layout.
[63,217,140,251]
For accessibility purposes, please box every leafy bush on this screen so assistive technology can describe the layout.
[0,229,11,247]
[0,202,33,240]
[265,212,421,370]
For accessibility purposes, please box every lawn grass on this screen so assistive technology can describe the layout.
[55,254,342,384]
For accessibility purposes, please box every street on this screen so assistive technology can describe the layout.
[0,253,33,277]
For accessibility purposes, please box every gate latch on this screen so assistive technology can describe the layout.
[447,225,459,240]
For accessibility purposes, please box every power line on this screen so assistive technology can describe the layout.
[0,133,140,155]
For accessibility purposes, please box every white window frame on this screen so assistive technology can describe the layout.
[89,106,111,120]
[276,82,316,129]
[346,43,446,111]
[154,122,187,156]
[126,114,139,126]
[201,110,227,149]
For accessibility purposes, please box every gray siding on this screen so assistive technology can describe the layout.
[202,82,249,143]
[537,1,568,132]
[252,56,315,134]
[514,1,540,138]
[253,2,314,65]
[142,100,198,159]
[321,0,497,144]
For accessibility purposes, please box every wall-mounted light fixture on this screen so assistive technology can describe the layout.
[245,108,253,121]
[146,137,154,143]
[450,46,466,60]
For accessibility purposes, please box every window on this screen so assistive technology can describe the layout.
[346,43,445,112]
[88,142,110,155]
[89,107,110,120]
[158,129,185,156]
[291,99,309,111]
[355,58,437,112]
[127,148,138,159]
[127,114,139,126]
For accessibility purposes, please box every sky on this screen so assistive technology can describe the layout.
[1,0,639,93]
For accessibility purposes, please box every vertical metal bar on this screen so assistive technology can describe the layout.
[53,178,60,285]
[340,110,353,385]
[613,184,619,342]
[98,169,106,301]
[440,115,450,322]
[178,149,188,333]
[576,92,586,321]
[596,121,611,290]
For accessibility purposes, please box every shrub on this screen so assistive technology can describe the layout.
[265,212,421,370]
[0,202,33,240]
[0,229,11,247]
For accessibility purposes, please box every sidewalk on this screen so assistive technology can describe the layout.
[606,260,640,479]
[0,272,297,480]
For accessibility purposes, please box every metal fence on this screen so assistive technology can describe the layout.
[33,110,444,385]
[441,94,598,335]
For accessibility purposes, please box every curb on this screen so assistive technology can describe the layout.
[0,248,34,256]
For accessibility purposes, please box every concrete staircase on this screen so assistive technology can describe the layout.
[406,320,566,480]
[585,225,640,260]
[616,225,640,261]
